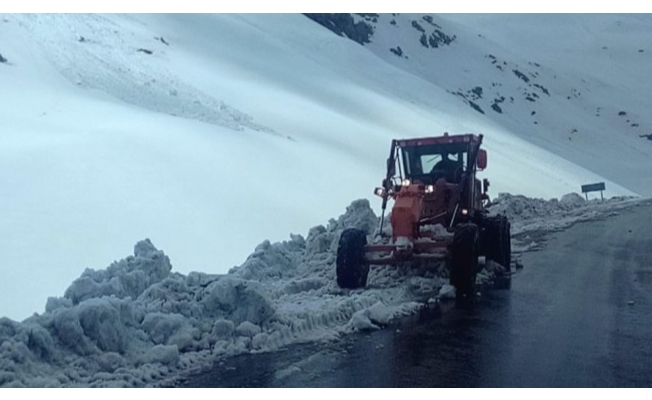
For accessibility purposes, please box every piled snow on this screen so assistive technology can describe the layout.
[489,192,640,253]
[489,192,589,221]
[489,192,637,232]
[560,192,586,207]
[0,194,643,387]
[0,199,428,388]
[62,239,172,306]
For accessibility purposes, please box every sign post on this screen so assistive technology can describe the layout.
[581,182,606,201]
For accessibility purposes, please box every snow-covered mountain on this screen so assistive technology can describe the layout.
[1,13,650,324]
[1,13,651,387]
[309,13,652,194]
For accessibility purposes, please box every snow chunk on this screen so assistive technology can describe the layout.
[437,284,456,300]
[305,225,334,256]
[336,199,378,235]
[366,301,393,325]
[485,260,506,275]
[96,352,126,373]
[0,371,18,387]
[235,321,261,338]
[280,278,328,295]
[0,318,20,341]
[141,312,198,351]
[45,296,73,313]
[201,278,275,325]
[345,300,422,332]
[1,339,30,364]
[348,309,380,331]
[138,276,204,318]
[23,322,54,360]
[251,332,269,350]
[186,271,220,288]
[210,319,234,339]
[560,192,585,207]
[138,344,179,367]
[50,296,135,355]
[64,239,172,304]
[232,240,300,281]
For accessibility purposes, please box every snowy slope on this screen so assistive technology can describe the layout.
[0,13,645,323]
[340,13,652,195]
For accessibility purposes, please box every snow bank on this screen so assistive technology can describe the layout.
[0,199,424,387]
[0,195,642,387]
[489,192,589,221]
[489,192,639,253]
[491,192,636,229]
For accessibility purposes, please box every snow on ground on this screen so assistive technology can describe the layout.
[0,192,643,387]
[491,192,642,254]
[1,13,649,385]
[0,13,643,321]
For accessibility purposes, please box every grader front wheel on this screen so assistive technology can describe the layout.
[336,228,370,289]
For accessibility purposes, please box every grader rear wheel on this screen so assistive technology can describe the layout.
[482,215,511,274]
[450,223,479,298]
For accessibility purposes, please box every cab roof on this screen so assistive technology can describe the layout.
[395,133,481,148]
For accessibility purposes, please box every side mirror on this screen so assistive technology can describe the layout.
[477,149,487,170]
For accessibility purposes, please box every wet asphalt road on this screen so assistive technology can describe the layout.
[181,200,652,387]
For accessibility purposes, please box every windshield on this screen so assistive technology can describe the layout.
[400,143,469,183]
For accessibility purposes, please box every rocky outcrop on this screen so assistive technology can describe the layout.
[304,14,375,45]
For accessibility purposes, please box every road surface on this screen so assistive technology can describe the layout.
[180,200,652,387]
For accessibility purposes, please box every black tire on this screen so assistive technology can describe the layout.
[336,228,370,289]
[481,215,511,273]
[450,223,479,298]
[501,217,512,273]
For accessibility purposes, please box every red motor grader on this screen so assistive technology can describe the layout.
[336,133,511,298]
